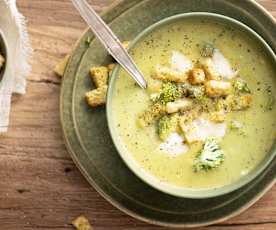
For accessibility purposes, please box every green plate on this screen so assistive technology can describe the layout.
[61,0,276,227]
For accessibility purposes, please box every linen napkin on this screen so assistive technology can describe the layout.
[0,0,32,133]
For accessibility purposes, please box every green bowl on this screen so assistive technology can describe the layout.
[0,30,8,83]
[107,12,276,199]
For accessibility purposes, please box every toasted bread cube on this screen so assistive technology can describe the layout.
[225,94,253,111]
[152,65,188,83]
[202,58,221,80]
[179,110,202,144]
[188,68,206,85]
[179,107,201,124]
[107,63,116,77]
[137,103,165,127]
[107,63,116,71]
[122,41,130,49]
[210,111,226,123]
[90,66,109,88]
[239,95,253,109]
[205,80,232,97]
[72,215,94,230]
[54,54,70,77]
[179,121,200,144]
[184,131,200,144]
[85,86,107,107]
[166,98,193,114]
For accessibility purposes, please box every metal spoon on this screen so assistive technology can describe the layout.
[71,0,147,89]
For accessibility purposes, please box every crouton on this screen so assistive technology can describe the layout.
[107,63,116,76]
[205,80,232,97]
[85,86,108,107]
[237,95,253,110]
[210,111,226,123]
[202,58,221,80]
[72,215,94,230]
[179,107,201,125]
[179,121,199,144]
[90,66,109,88]
[122,41,130,49]
[225,94,253,111]
[166,98,193,114]
[54,54,70,77]
[137,103,165,127]
[179,110,202,144]
[152,65,188,83]
[188,68,206,85]
[180,117,227,144]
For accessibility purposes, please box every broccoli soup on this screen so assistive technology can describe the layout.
[110,17,276,190]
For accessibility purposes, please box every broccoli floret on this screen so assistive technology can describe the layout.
[138,82,180,127]
[158,115,179,140]
[179,83,205,99]
[159,82,181,104]
[233,79,251,94]
[200,42,215,57]
[193,137,224,172]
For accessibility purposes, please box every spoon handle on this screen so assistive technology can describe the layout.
[71,0,147,89]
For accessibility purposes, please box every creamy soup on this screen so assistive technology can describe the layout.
[111,18,276,189]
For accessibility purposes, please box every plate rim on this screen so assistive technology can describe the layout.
[60,0,276,227]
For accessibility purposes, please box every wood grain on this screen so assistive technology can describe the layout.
[0,0,275,229]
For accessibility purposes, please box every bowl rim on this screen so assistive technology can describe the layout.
[0,30,9,86]
[106,12,276,199]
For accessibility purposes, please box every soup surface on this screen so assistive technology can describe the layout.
[111,18,276,189]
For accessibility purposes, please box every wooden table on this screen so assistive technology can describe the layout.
[0,0,275,229]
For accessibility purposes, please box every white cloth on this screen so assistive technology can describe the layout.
[0,0,32,133]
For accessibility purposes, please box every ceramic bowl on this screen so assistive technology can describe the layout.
[0,30,8,83]
[107,12,276,199]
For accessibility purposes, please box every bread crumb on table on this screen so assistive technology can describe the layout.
[72,215,94,230]
[54,54,70,77]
